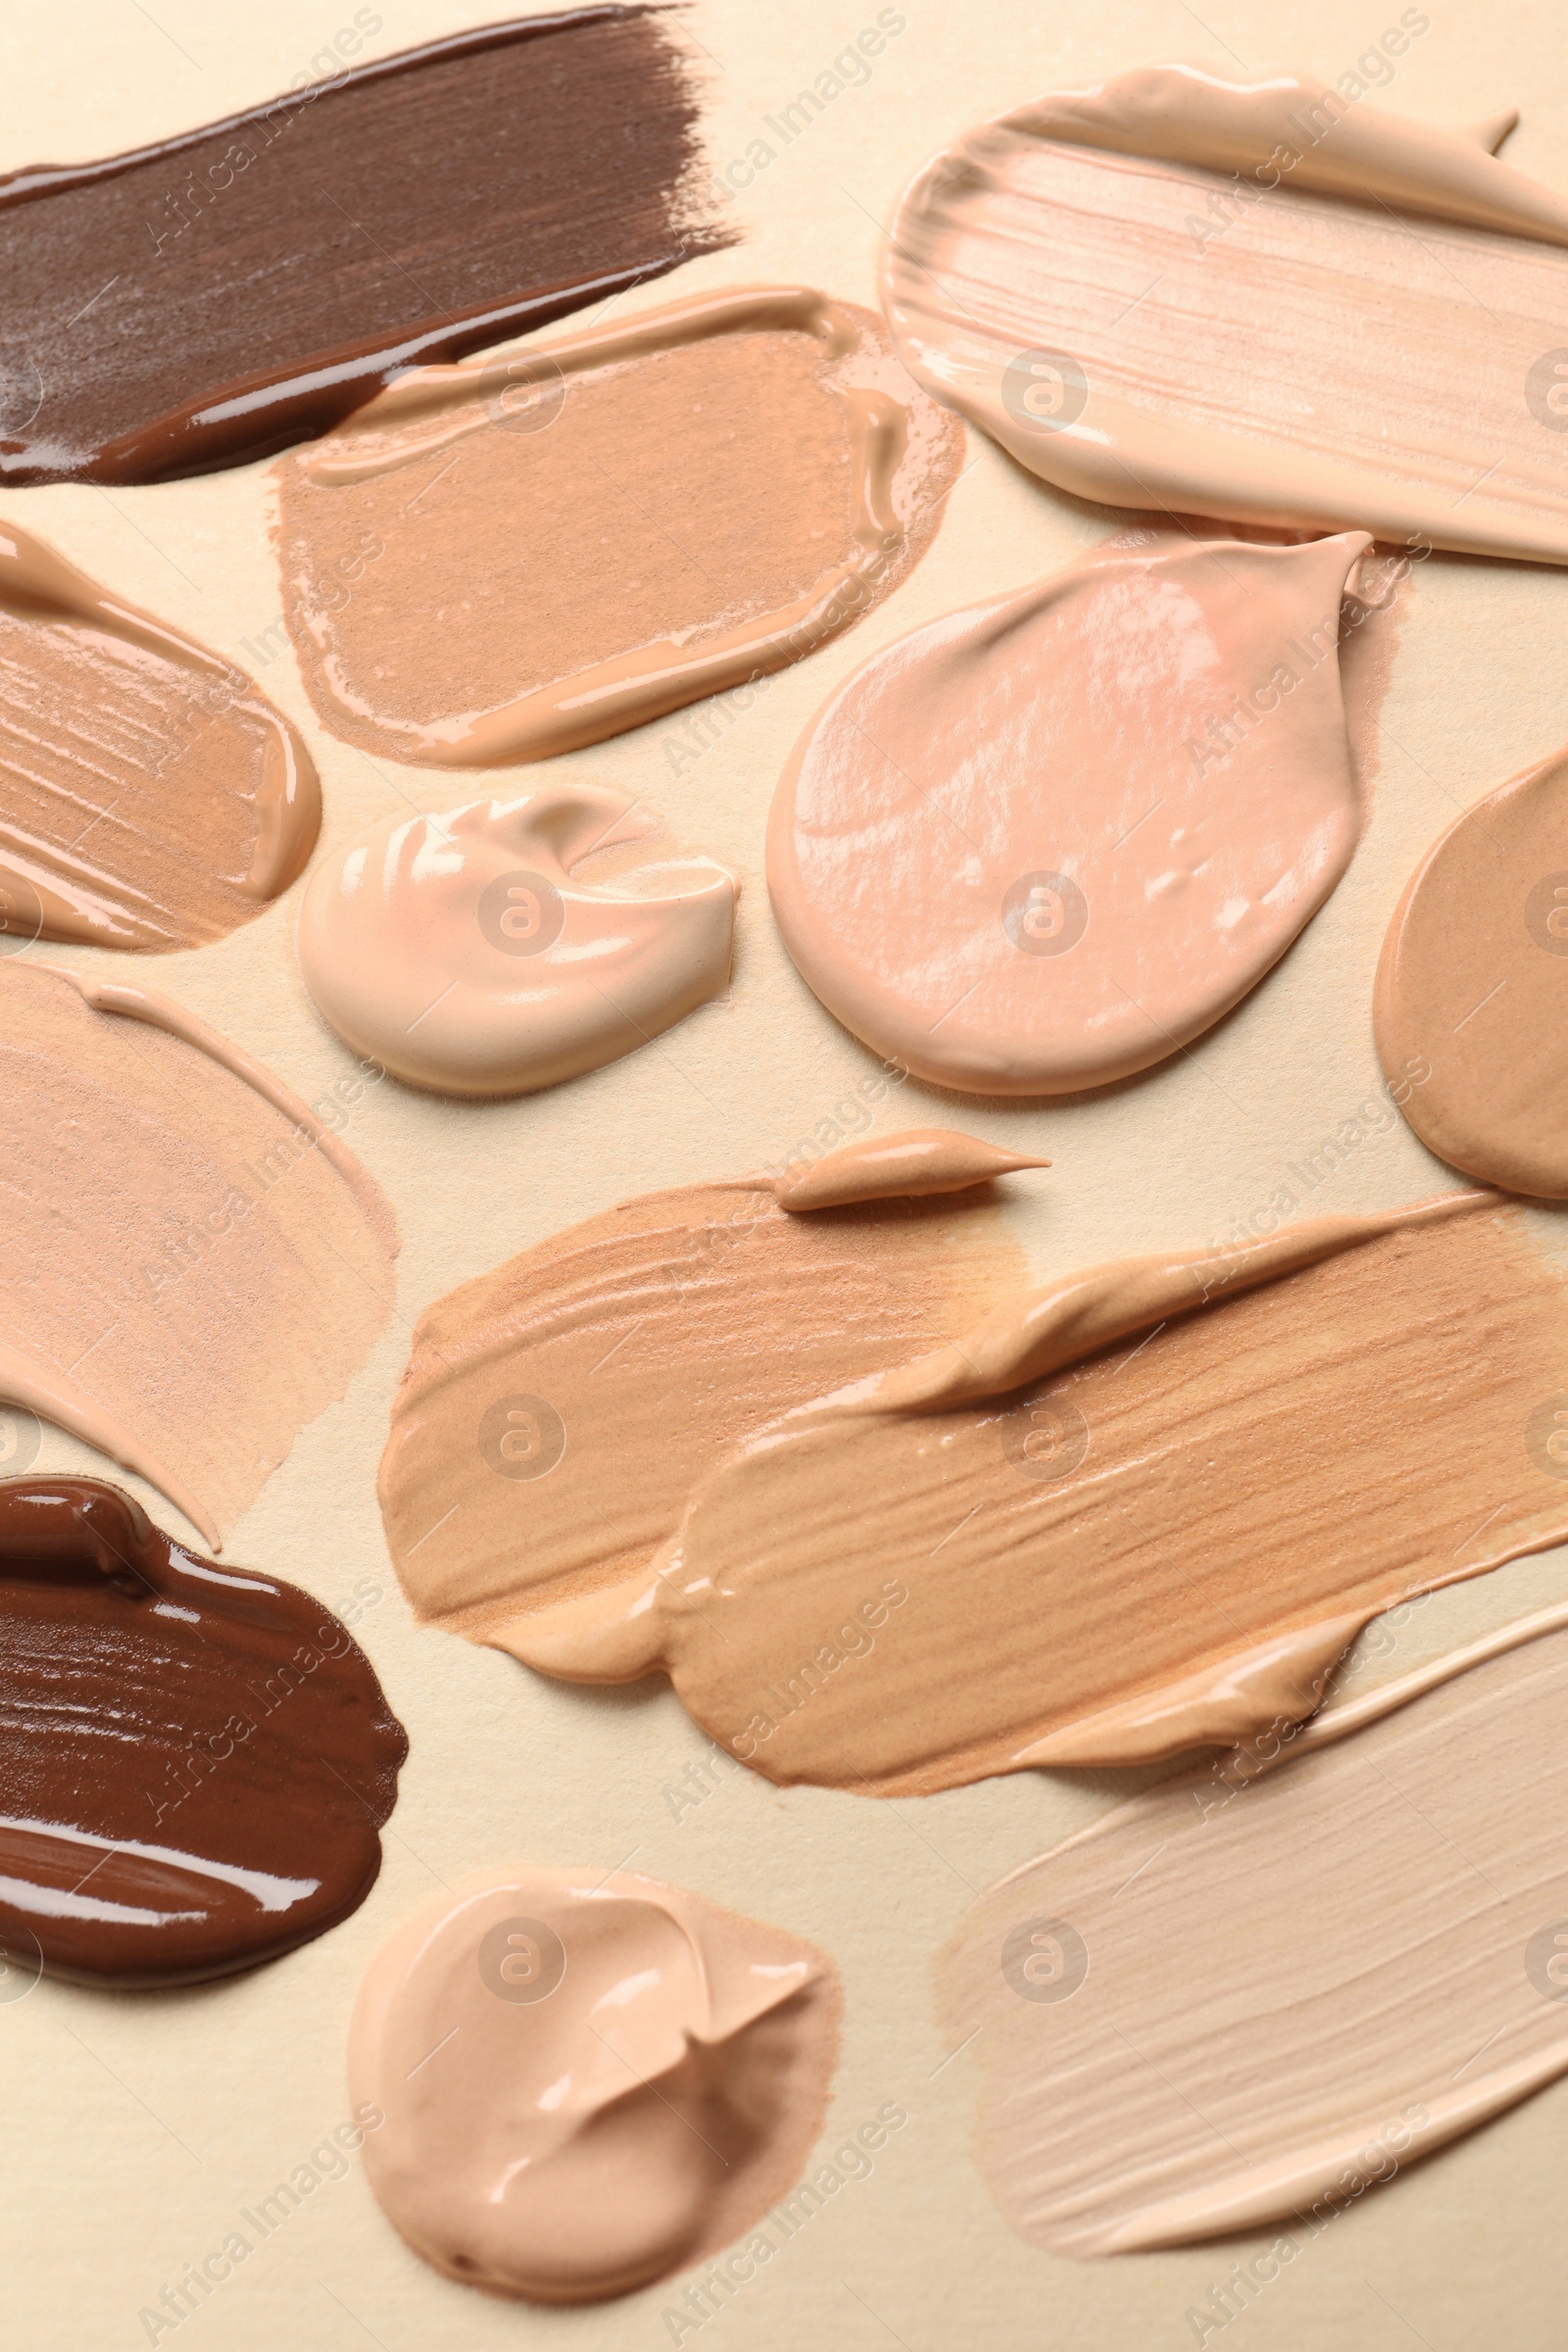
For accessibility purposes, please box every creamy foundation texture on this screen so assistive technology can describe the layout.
[1375,743,1568,1196]
[769,532,1388,1094]
[378,1131,1036,1647]
[883,64,1568,560]
[297,783,736,1097]
[0,519,318,950]
[509,1193,1568,1791]
[0,962,398,1548]
[938,1605,1568,2256]
[273,288,965,764]
[349,1864,841,2303]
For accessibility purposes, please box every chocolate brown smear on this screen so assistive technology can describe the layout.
[0,9,733,484]
[0,1478,406,1987]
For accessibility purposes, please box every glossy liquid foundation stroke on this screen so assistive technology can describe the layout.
[273,288,964,764]
[883,63,1568,561]
[0,1478,405,1986]
[0,963,398,1548]
[0,519,318,950]
[350,1865,840,2302]
[939,1603,1568,2256]
[0,9,733,482]
[504,1191,1568,1791]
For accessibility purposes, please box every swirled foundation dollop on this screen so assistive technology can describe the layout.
[298,785,736,1096]
[348,1864,840,2302]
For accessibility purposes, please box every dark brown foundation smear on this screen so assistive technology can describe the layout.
[0,519,318,949]
[0,9,732,485]
[0,1478,405,1987]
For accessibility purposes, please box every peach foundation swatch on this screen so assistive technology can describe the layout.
[0,520,318,951]
[273,287,964,766]
[377,1130,1038,1649]
[0,962,397,1548]
[939,1602,1568,2256]
[883,64,1568,561]
[769,533,1379,1093]
[511,1192,1568,1792]
[298,783,736,1097]
[349,1863,840,2302]
[1375,743,1568,1197]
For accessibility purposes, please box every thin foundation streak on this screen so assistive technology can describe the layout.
[939,1610,1568,2257]
[883,64,1568,562]
[273,288,964,766]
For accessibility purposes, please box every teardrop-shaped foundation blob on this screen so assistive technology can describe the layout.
[766,533,1377,1094]
[1375,744,1568,1197]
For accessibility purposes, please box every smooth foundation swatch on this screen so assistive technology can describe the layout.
[273,287,964,765]
[883,64,1568,561]
[939,1605,1568,2255]
[298,784,736,1097]
[510,1193,1568,1792]
[378,1131,1036,1649]
[0,1477,405,1987]
[349,1864,840,2302]
[0,519,318,950]
[0,9,732,483]
[769,532,1379,1093]
[1375,743,1568,1196]
[0,962,398,1548]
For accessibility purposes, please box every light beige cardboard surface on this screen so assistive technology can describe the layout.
[5,2,1568,2345]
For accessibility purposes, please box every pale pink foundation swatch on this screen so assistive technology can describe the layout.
[511,1192,1568,1792]
[883,64,1568,562]
[0,963,397,1547]
[1375,743,1568,1197]
[298,784,737,1097]
[768,533,1381,1093]
[939,1602,1568,2255]
[273,286,964,767]
[377,1131,1036,1649]
[0,518,318,950]
[349,1864,840,2303]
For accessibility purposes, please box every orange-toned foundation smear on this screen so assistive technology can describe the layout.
[0,962,397,1548]
[501,1191,1568,1793]
[377,1131,1043,1644]
[1375,743,1568,1196]
[349,1864,841,2303]
[0,519,318,949]
[883,64,1568,561]
[939,1604,1568,2256]
[272,287,965,766]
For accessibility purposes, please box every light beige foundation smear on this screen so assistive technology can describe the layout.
[377,1130,1040,1647]
[883,63,1568,561]
[273,287,964,767]
[1375,743,1568,1197]
[0,962,397,1547]
[349,1864,840,2303]
[938,1601,1568,2256]
[0,518,318,950]
[507,1191,1568,1793]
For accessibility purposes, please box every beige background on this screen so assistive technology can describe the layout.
[5,1,1568,2345]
